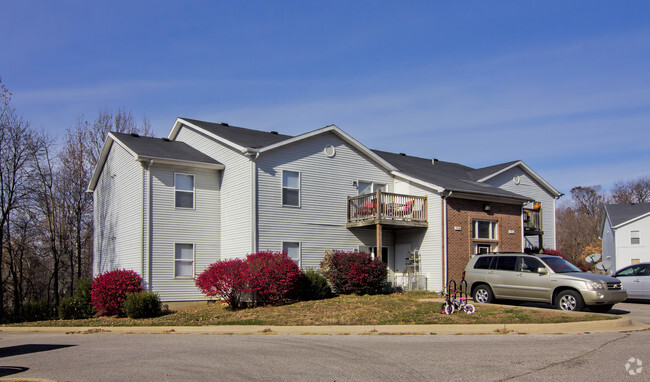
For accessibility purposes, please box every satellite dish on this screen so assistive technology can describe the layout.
[586,253,602,263]
[596,260,613,271]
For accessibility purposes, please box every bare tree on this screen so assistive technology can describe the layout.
[0,80,38,320]
[611,176,650,204]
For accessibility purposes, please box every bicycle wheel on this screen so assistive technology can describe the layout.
[443,302,455,315]
[464,304,475,314]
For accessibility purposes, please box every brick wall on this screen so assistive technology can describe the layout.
[446,198,522,284]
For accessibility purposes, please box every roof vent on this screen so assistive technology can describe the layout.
[399,153,406,156]
[221,122,229,126]
[432,158,439,165]
[130,133,140,137]
[270,131,279,135]
[161,138,170,142]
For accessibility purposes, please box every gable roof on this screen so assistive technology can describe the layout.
[87,132,224,192]
[604,203,650,228]
[373,150,530,201]
[177,118,292,149]
[469,160,563,197]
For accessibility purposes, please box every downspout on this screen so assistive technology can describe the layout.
[248,151,260,254]
[147,160,153,291]
[442,190,453,291]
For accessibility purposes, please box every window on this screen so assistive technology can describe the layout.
[473,220,497,240]
[174,243,194,277]
[175,174,194,208]
[357,181,386,196]
[631,230,640,245]
[282,242,301,267]
[473,256,493,269]
[519,257,544,273]
[282,171,300,206]
[494,256,517,271]
[475,244,492,254]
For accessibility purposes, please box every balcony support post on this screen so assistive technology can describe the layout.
[376,223,383,262]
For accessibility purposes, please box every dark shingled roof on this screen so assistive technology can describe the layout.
[372,150,529,200]
[111,132,222,166]
[468,160,520,181]
[605,203,650,227]
[181,118,292,149]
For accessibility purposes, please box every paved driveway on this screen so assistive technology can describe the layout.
[609,300,650,323]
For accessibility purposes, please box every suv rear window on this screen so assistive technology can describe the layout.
[495,256,517,271]
[473,256,493,269]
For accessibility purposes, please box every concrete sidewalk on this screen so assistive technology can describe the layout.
[1,315,647,336]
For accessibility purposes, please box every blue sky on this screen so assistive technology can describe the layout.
[2,1,650,196]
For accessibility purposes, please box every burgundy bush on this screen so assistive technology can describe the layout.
[195,258,249,309]
[246,251,302,305]
[320,250,387,295]
[90,269,144,316]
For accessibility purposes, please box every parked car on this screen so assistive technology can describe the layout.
[613,262,650,300]
[463,253,627,313]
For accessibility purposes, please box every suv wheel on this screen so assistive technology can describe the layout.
[472,284,493,304]
[555,290,584,311]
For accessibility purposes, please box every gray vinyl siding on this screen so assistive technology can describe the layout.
[174,126,252,259]
[601,218,616,270]
[93,143,143,276]
[149,164,220,301]
[256,132,394,268]
[484,168,557,249]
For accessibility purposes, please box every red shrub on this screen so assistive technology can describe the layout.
[246,251,302,305]
[195,258,249,309]
[320,250,387,295]
[90,269,144,316]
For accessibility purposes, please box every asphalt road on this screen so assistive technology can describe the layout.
[0,301,648,382]
[0,330,648,381]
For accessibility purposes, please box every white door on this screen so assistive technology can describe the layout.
[394,244,411,273]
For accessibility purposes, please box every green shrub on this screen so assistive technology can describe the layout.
[298,268,335,300]
[20,300,56,322]
[123,292,162,319]
[58,278,96,319]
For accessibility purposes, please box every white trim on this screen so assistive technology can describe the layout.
[174,242,195,278]
[174,172,195,209]
[473,220,498,240]
[281,170,301,208]
[282,241,301,268]
[475,161,562,197]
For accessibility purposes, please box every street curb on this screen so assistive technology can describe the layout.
[1,316,647,336]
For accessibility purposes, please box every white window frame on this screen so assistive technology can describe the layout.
[175,173,195,209]
[357,181,387,196]
[174,243,195,278]
[631,230,640,245]
[473,220,497,240]
[475,244,492,254]
[282,170,301,207]
[282,241,301,267]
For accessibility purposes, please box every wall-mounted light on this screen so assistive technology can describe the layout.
[483,204,492,212]
[352,181,358,188]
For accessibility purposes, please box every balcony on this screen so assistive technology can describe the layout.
[347,190,428,228]
[524,208,543,234]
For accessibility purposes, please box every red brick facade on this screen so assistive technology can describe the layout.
[445,198,522,284]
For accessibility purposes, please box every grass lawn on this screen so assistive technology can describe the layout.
[6,292,614,327]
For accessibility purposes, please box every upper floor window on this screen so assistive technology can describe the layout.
[282,170,300,207]
[473,220,497,240]
[631,230,640,245]
[175,173,194,208]
[357,181,386,195]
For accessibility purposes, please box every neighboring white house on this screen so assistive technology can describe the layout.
[88,118,561,301]
[601,203,650,272]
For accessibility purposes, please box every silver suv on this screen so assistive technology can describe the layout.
[463,253,627,313]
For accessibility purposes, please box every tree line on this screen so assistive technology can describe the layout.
[556,177,650,267]
[0,78,152,322]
